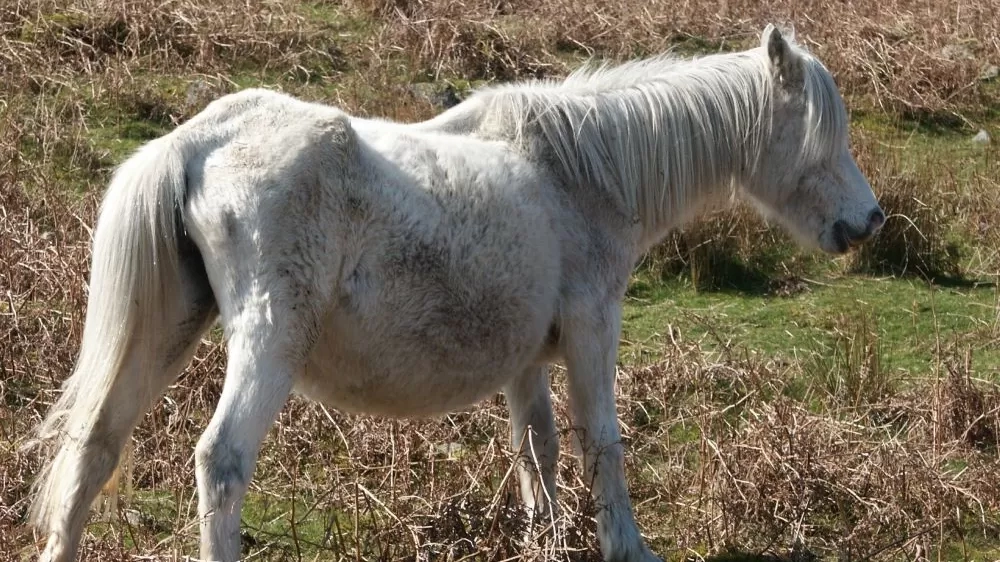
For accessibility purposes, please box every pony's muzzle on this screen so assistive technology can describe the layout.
[834,207,884,252]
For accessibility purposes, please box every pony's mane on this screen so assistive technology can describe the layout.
[476,41,848,231]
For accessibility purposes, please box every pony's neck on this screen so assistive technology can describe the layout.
[471,49,775,250]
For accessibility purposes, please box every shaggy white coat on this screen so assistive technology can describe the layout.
[29,25,881,562]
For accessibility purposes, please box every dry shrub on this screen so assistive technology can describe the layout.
[851,172,963,281]
[6,0,342,74]
[351,0,1000,114]
[0,180,96,560]
[354,0,557,81]
[808,310,895,410]
[619,338,1000,560]
[939,347,1000,451]
[706,399,1000,560]
[564,0,1000,115]
[641,206,808,294]
[936,141,1000,280]
[470,0,998,113]
[4,0,999,115]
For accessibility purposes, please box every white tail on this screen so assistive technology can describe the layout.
[27,136,189,542]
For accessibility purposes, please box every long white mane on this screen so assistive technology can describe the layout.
[476,41,849,231]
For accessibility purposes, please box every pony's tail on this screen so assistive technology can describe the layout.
[26,135,188,534]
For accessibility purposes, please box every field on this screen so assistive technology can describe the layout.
[2,0,1000,560]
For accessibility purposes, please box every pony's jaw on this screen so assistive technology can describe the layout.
[750,149,883,255]
[742,183,884,256]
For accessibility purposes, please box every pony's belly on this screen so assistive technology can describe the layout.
[295,325,537,417]
[297,193,562,417]
[294,276,555,416]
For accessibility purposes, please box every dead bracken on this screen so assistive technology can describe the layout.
[3,1,1000,560]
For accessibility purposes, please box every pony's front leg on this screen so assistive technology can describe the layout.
[564,305,660,562]
[195,319,297,561]
[504,365,559,520]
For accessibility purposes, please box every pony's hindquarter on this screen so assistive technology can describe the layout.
[28,138,217,562]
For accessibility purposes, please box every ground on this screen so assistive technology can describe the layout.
[2,1,1000,561]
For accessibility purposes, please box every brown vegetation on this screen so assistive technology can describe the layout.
[2,0,1000,560]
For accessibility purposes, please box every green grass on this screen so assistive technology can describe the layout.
[934,533,1000,562]
[623,270,1000,378]
[853,109,996,177]
[88,489,358,559]
[87,110,169,163]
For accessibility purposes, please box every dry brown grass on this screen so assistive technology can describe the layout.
[851,172,963,281]
[5,232,1000,561]
[345,0,1000,113]
[3,1,1000,560]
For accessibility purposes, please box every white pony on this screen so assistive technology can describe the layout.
[29,25,882,562]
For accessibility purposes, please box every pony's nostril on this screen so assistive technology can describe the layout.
[868,208,886,231]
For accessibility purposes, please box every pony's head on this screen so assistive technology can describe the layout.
[744,25,883,254]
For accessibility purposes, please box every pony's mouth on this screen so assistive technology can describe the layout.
[831,219,874,254]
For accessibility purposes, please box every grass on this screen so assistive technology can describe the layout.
[3,0,1000,560]
[623,272,1000,376]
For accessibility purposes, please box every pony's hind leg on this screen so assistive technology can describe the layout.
[195,300,325,561]
[36,255,216,562]
[503,366,559,520]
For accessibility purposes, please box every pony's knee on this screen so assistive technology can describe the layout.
[572,422,626,462]
[195,432,251,509]
[524,398,557,436]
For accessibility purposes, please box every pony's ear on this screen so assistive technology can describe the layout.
[762,24,803,90]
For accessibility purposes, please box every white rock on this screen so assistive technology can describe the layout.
[972,129,990,144]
